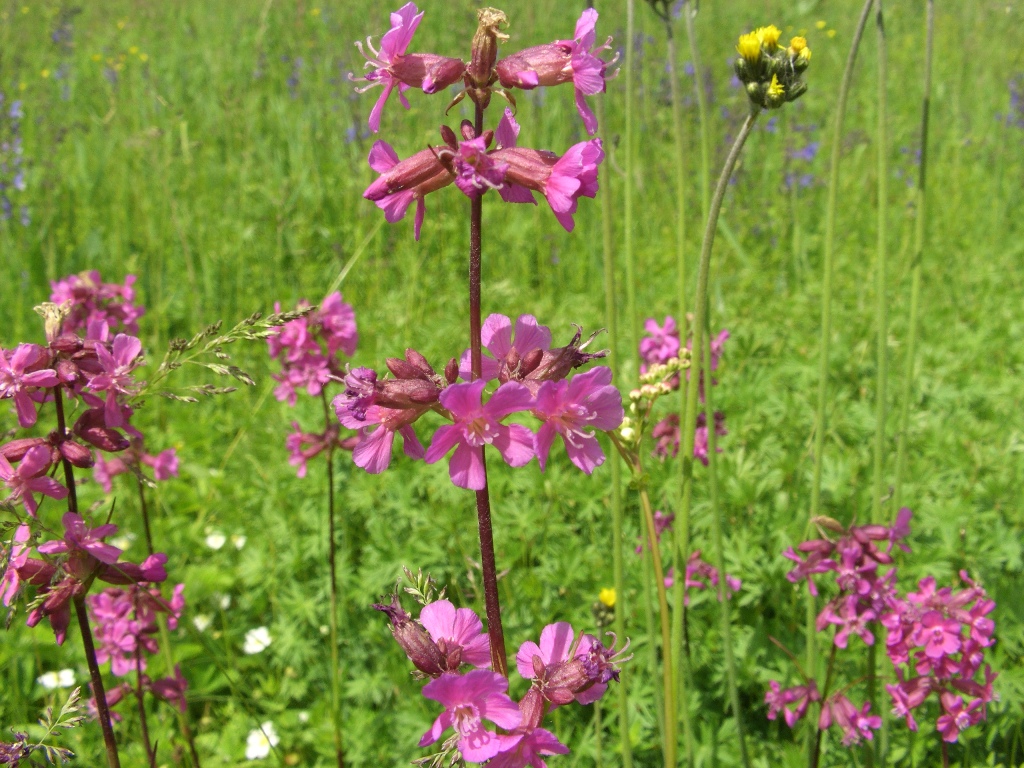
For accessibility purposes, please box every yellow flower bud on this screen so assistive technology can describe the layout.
[789,36,807,53]
[599,588,617,608]
[767,74,785,99]
[736,33,761,63]
[755,25,782,50]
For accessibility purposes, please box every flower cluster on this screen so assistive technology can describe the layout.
[50,270,145,338]
[266,292,360,476]
[883,572,997,742]
[375,592,629,764]
[93,436,179,493]
[355,3,614,238]
[333,313,622,490]
[768,510,998,746]
[734,25,811,110]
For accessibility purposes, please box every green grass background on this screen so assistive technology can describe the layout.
[0,0,1022,765]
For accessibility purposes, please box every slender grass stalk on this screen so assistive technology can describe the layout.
[135,648,157,767]
[596,85,634,768]
[894,0,934,510]
[55,387,121,768]
[640,533,666,751]
[623,0,640,366]
[805,4,875,760]
[594,699,603,768]
[702,333,749,767]
[469,101,508,677]
[320,393,345,768]
[681,0,711,221]
[868,8,888,766]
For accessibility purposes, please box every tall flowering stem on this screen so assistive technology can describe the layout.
[680,0,711,220]
[596,73,635,768]
[468,99,509,678]
[894,0,934,510]
[806,4,874,759]
[54,385,122,768]
[622,0,640,371]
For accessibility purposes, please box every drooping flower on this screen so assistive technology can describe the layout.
[495,8,617,135]
[351,3,466,133]
[533,365,622,473]
[363,140,453,239]
[419,670,522,763]
[0,343,58,427]
[424,380,535,490]
[0,446,68,517]
[488,725,569,768]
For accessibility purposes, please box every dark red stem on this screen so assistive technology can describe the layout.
[469,100,508,677]
[135,644,157,767]
[73,595,122,768]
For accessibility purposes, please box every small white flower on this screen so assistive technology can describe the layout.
[193,614,213,633]
[38,669,75,689]
[220,594,232,610]
[319,625,329,636]
[110,532,135,551]
[205,532,227,550]
[231,534,247,550]
[243,626,272,654]
[297,711,309,723]
[245,721,279,760]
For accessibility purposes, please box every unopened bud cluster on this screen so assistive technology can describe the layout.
[734,25,811,110]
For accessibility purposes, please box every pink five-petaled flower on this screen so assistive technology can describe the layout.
[765,680,819,727]
[448,136,509,199]
[495,8,616,135]
[425,380,535,490]
[420,599,491,669]
[460,313,552,383]
[516,622,608,706]
[936,691,985,743]
[38,512,122,566]
[491,111,604,232]
[533,366,622,474]
[419,670,522,763]
[0,445,68,517]
[639,316,680,371]
[86,334,143,429]
[920,610,962,659]
[338,404,425,474]
[363,141,453,240]
[352,3,466,133]
[0,344,58,428]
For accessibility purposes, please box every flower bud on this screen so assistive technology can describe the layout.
[390,53,466,94]
[376,378,440,408]
[0,437,48,462]
[466,7,509,107]
[386,357,428,380]
[55,359,79,384]
[444,358,459,384]
[59,440,95,469]
[73,409,130,453]
[49,333,82,354]
[404,348,436,377]
[373,594,447,677]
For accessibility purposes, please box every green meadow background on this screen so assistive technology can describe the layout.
[1,0,1022,765]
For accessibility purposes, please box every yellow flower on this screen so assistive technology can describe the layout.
[767,74,785,99]
[116,19,126,30]
[310,7,321,15]
[20,5,29,13]
[755,24,782,50]
[91,53,102,62]
[40,68,50,78]
[789,36,807,53]
[815,20,827,30]
[129,45,139,55]
[139,53,149,62]
[18,82,26,91]
[827,29,837,38]
[599,588,617,608]
[736,32,761,63]
[798,46,812,64]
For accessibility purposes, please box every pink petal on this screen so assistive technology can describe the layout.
[438,379,487,417]
[534,421,558,471]
[512,314,552,355]
[480,314,514,359]
[539,622,575,664]
[494,424,535,468]
[420,599,458,642]
[368,140,400,173]
[448,441,484,490]
[352,427,395,473]
[516,640,543,679]
[424,424,462,464]
[484,381,534,420]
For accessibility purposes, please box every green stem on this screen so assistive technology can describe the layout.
[641,531,666,751]
[321,393,345,768]
[598,76,634,768]
[703,333,749,768]
[806,3,874,760]
[681,0,711,222]
[623,0,640,369]
[871,0,889,527]
[594,699,603,768]
[893,0,934,510]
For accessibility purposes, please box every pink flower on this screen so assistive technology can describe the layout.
[819,693,880,746]
[317,292,358,358]
[38,512,122,566]
[142,448,179,481]
[341,404,425,474]
[936,692,984,743]
[363,141,453,240]
[460,313,553,383]
[0,445,68,516]
[516,622,615,706]
[919,611,962,660]
[492,136,604,232]
[419,599,491,669]
[1,524,31,606]
[419,670,522,762]
[150,664,189,713]
[448,136,509,199]
[488,726,569,768]
[639,317,680,371]
[50,271,145,336]
[765,680,819,727]
[533,366,622,474]
[0,344,58,427]
[495,9,616,135]
[352,3,465,133]
[424,380,535,490]
[86,334,143,429]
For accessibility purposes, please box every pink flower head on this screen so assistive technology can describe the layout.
[533,366,622,474]
[765,679,819,727]
[488,726,569,768]
[639,316,680,371]
[492,137,604,232]
[919,610,963,660]
[425,380,535,490]
[142,448,179,481]
[317,292,359,357]
[420,599,491,669]
[819,693,881,746]
[447,136,509,199]
[936,692,984,743]
[460,313,553,383]
[150,664,189,713]
[1,524,31,606]
[363,141,453,239]
[86,334,143,429]
[50,271,145,336]
[495,9,616,135]
[0,445,68,516]
[419,670,522,763]
[0,344,58,427]
[38,512,122,567]
[351,4,465,133]
[343,404,425,474]
[516,622,621,706]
